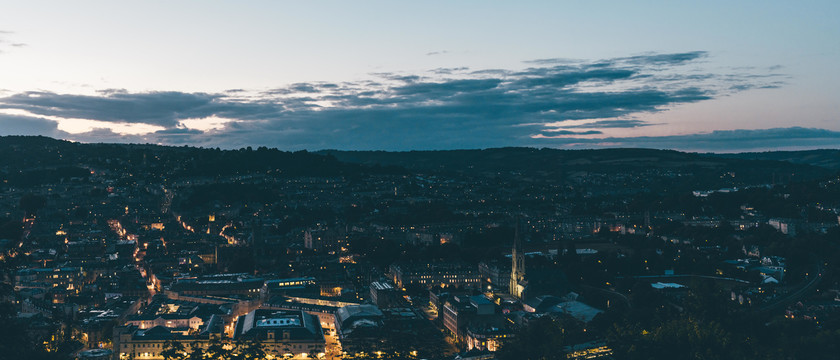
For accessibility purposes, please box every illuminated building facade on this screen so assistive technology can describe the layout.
[389,262,481,289]
[166,273,263,297]
[233,309,326,357]
[113,315,223,360]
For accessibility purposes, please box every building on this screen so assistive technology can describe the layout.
[124,314,203,331]
[429,289,452,313]
[15,266,86,292]
[478,260,510,290]
[564,340,614,359]
[166,273,263,297]
[524,295,604,323]
[768,218,797,236]
[233,309,326,358]
[113,314,224,360]
[389,262,481,289]
[261,277,317,300]
[442,295,496,342]
[334,304,384,339]
[465,323,514,352]
[76,296,143,349]
[369,281,398,308]
[303,226,347,253]
[509,222,527,299]
[262,299,341,337]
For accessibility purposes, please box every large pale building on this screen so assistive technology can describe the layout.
[233,309,326,358]
[113,315,224,360]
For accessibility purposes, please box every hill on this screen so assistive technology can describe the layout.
[320,147,832,184]
[0,136,833,192]
[0,136,394,188]
[714,149,840,170]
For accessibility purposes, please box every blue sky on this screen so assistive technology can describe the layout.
[0,1,838,151]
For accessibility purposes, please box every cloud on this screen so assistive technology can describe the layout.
[616,51,708,66]
[0,52,795,151]
[508,68,636,88]
[393,78,503,96]
[528,127,840,152]
[0,31,26,52]
[431,67,469,75]
[523,58,583,65]
[536,130,604,136]
[559,119,653,129]
[0,91,226,127]
[0,113,64,136]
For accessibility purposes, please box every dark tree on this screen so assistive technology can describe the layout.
[497,316,567,360]
[19,193,47,216]
[205,337,231,360]
[161,339,187,360]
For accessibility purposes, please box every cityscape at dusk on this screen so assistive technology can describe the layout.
[0,2,839,360]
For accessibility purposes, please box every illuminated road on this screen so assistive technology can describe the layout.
[108,218,156,297]
[323,329,342,360]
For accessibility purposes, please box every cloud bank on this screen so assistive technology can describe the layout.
[0,51,827,152]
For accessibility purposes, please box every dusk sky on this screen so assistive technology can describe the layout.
[0,1,838,152]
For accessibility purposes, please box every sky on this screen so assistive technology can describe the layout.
[0,1,838,152]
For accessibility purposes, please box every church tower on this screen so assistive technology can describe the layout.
[509,219,527,299]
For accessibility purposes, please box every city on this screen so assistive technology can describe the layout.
[1,136,839,359]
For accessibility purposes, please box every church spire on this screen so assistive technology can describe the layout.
[509,218,527,299]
